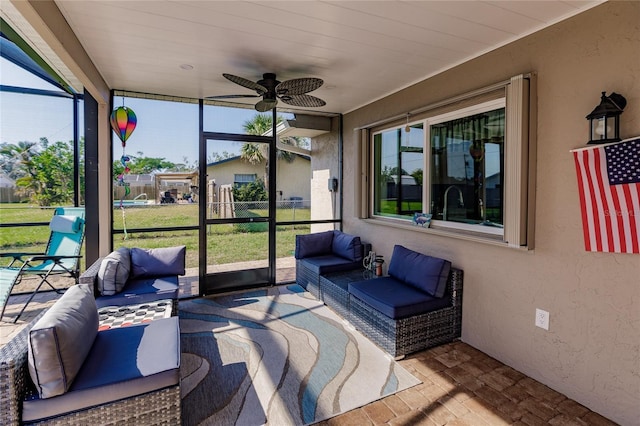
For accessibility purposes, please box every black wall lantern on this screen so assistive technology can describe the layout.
[586,92,626,144]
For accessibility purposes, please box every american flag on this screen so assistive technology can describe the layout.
[572,137,640,253]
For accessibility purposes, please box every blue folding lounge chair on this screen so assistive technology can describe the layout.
[0,207,85,322]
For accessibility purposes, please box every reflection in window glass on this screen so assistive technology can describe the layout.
[430,108,504,226]
[373,124,424,219]
[370,103,506,234]
[234,174,257,186]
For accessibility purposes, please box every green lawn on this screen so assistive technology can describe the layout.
[1,204,310,269]
[378,199,422,215]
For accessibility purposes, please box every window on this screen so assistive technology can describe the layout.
[367,74,534,247]
[428,100,505,236]
[373,125,424,219]
[234,173,257,186]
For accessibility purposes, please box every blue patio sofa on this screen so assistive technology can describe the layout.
[0,284,181,425]
[295,230,369,298]
[347,245,463,357]
[79,246,185,314]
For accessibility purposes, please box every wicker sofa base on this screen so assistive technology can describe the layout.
[27,386,181,425]
[349,298,459,358]
[348,268,463,358]
[295,259,321,299]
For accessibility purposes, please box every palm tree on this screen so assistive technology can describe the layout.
[0,140,39,198]
[242,114,274,138]
[0,141,38,179]
[241,113,309,164]
[240,114,270,189]
[241,114,312,190]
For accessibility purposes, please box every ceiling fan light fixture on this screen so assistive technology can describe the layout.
[211,72,326,111]
[255,99,278,112]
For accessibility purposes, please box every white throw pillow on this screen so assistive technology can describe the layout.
[27,284,98,398]
[97,247,130,295]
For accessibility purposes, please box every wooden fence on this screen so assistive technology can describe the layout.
[0,187,25,203]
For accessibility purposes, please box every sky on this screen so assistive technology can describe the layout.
[0,57,287,165]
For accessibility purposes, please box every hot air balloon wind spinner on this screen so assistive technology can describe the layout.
[110,104,137,238]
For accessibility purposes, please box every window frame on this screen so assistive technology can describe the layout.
[364,74,535,249]
[233,173,257,186]
[371,122,425,220]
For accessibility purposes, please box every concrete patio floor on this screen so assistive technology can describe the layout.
[1,278,616,426]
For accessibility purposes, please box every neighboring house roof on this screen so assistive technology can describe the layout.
[122,174,153,183]
[206,156,242,167]
[206,154,310,168]
[0,172,16,188]
[389,175,417,185]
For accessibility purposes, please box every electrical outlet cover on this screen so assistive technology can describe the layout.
[535,308,549,330]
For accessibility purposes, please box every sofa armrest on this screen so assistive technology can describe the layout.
[448,268,464,337]
[448,268,464,307]
[78,257,104,297]
[0,310,47,425]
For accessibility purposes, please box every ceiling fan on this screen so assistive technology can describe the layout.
[207,73,326,112]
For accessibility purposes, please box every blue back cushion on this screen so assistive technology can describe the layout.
[295,231,334,259]
[388,245,451,298]
[387,245,412,282]
[130,246,186,278]
[332,230,363,262]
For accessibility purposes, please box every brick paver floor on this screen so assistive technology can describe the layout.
[1,280,617,426]
[318,342,617,426]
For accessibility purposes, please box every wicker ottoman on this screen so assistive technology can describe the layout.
[319,269,373,318]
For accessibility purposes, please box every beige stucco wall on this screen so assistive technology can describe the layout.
[342,2,639,424]
[310,123,341,232]
[274,156,312,202]
[206,156,311,202]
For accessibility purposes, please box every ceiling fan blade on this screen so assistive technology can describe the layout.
[280,94,326,108]
[223,73,267,94]
[206,94,262,99]
[255,99,278,112]
[276,78,323,95]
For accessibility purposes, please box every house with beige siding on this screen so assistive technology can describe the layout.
[206,155,311,203]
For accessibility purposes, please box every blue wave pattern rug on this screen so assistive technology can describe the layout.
[179,285,421,425]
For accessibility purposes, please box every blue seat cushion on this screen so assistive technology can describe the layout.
[95,275,178,308]
[299,255,362,275]
[348,277,451,319]
[387,245,451,298]
[22,317,180,422]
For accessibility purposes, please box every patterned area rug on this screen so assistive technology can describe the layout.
[179,285,421,425]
